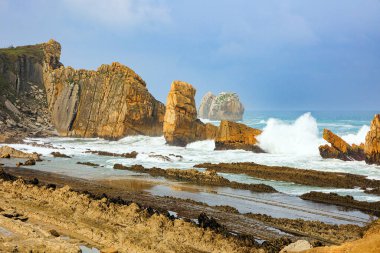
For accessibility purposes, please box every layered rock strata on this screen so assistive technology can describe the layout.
[0,40,166,141]
[0,42,55,142]
[163,81,217,146]
[319,129,365,161]
[364,114,380,165]
[42,40,165,139]
[198,92,244,121]
[215,120,263,152]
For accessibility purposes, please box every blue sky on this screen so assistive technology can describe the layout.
[1,0,379,110]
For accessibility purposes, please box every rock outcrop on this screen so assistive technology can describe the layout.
[163,81,216,146]
[198,92,216,118]
[42,40,165,139]
[0,40,166,141]
[365,114,380,165]
[319,129,365,161]
[304,220,380,253]
[215,120,263,152]
[0,42,55,142]
[0,146,40,160]
[198,92,244,121]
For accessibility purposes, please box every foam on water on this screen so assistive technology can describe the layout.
[341,125,370,145]
[257,113,322,155]
[3,111,379,202]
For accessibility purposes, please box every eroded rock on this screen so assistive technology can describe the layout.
[319,129,365,161]
[365,114,380,165]
[0,146,40,160]
[199,92,244,121]
[163,81,215,146]
[215,120,263,152]
[42,40,165,139]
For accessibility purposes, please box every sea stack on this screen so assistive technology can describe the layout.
[163,81,217,146]
[365,114,380,165]
[198,92,244,121]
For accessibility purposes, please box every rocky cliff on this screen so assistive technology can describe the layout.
[198,92,244,121]
[0,42,54,142]
[0,40,165,141]
[365,114,380,165]
[215,120,263,152]
[163,81,217,146]
[319,129,365,161]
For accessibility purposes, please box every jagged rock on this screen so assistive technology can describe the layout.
[198,92,216,118]
[0,146,40,160]
[0,40,166,141]
[215,120,263,152]
[42,40,165,139]
[199,92,244,121]
[0,41,54,141]
[365,114,380,165]
[163,81,215,146]
[319,129,365,161]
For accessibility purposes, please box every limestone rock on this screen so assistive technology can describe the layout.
[215,120,263,152]
[280,240,312,253]
[42,41,165,139]
[319,129,365,161]
[198,92,216,118]
[199,92,244,121]
[0,146,40,160]
[365,114,380,165]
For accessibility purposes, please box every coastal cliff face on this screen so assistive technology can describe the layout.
[42,40,165,139]
[198,92,244,121]
[0,42,54,142]
[215,120,263,152]
[163,81,216,146]
[365,114,380,165]
[319,129,365,161]
[0,40,165,141]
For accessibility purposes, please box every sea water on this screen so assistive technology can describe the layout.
[3,110,380,203]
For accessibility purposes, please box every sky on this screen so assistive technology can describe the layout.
[1,0,380,110]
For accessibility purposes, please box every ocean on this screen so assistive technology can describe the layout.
[2,110,380,206]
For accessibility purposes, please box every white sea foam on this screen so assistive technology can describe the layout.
[257,113,322,155]
[341,125,370,145]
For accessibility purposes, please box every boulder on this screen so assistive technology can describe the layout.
[199,92,244,121]
[163,81,210,146]
[0,146,40,160]
[198,92,215,118]
[319,129,365,161]
[280,240,312,253]
[365,114,380,165]
[215,120,263,152]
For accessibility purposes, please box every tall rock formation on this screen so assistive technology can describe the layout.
[0,42,55,142]
[198,92,215,119]
[365,114,380,165]
[0,40,166,141]
[319,129,365,161]
[198,92,244,121]
[43,40,165,139]
[215,120,263,152]
[163,81,217,146]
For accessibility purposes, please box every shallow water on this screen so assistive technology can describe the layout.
[1,111,379,225]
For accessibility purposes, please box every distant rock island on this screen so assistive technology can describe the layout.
[198,92,244,121]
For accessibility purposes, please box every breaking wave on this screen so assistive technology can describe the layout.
[341,125,370,145]
[257,113,321,155]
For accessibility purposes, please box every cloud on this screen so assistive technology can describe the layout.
[62,0,170,28]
